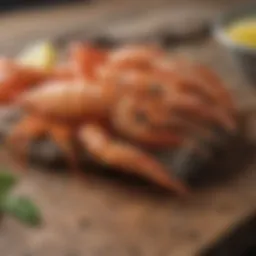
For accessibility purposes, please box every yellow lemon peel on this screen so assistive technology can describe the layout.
[17,41,57,70]
[226,18,256,48]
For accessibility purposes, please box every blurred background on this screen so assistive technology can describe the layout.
[0,0,255,256]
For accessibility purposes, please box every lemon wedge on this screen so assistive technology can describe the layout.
[17,41,57,70]
[227,18,256,48]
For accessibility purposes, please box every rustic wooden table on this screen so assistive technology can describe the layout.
[0,1,255,256]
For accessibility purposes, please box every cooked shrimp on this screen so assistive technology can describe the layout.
[112,94,184,147]
[70,42,108,81]
[0,58,47,105]
[109,69,236,146]
[97,44,165,83]
[111,93,234,148]
[19,80,115,123]
[157,57,236,114]
[79,123,188,195]
[4,42,238,194]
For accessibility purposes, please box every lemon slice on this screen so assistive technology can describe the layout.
[17,41,57,70]
[227,18,256,48]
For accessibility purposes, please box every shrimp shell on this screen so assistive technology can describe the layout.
[19,80,114,123]
[0,58,47,104]
[79,124,188,195]
[70,42,108,81]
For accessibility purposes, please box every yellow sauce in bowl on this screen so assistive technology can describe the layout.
[226,17,256,48]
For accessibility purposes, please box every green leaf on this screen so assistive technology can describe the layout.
[0,195,42,227]
[0,171,17,196]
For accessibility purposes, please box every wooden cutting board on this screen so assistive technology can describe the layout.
[0,1,255,256]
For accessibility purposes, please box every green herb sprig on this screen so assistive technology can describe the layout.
[0,170,42,227]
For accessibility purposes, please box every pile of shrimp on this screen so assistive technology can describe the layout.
[0,42,237,195]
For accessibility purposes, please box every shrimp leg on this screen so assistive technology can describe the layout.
[167,58,236,113]
[169,94,236,132]
[79,124,188,195]
[6,115,82,177]
[48,123,83,177]
[6,115,46,170]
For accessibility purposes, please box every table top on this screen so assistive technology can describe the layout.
[0,1,255,256]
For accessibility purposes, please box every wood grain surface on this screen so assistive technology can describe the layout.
[0,1,255,256]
